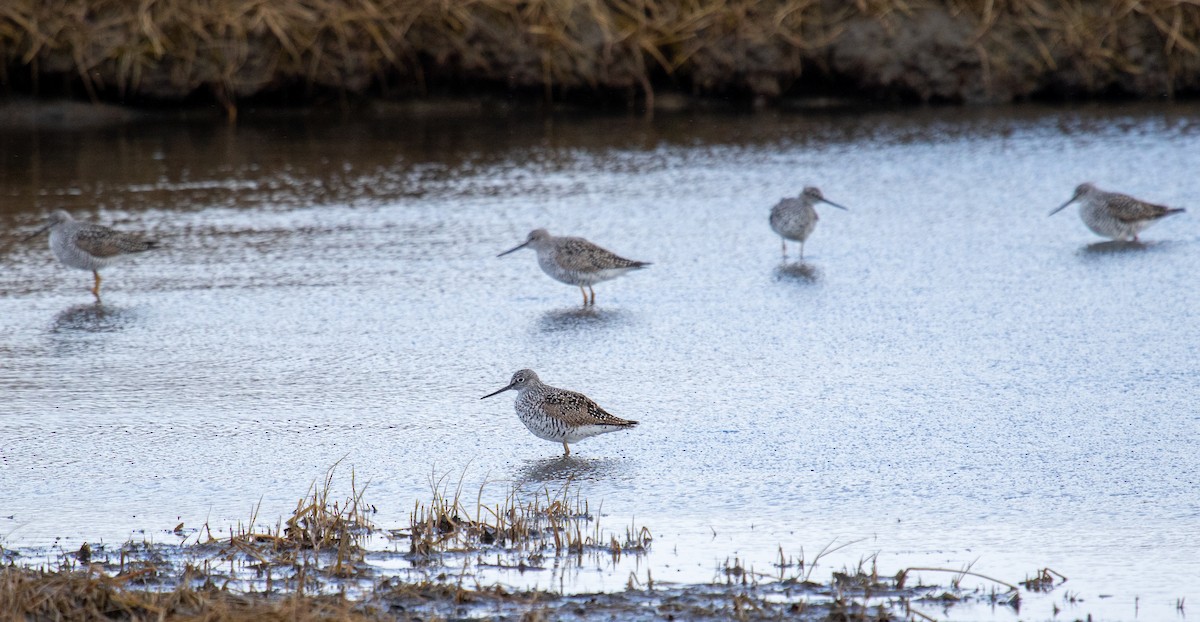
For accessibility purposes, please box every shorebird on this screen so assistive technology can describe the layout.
[27,209,158,300]
[481,369,638,457]
[769,186,849,259]
[498,229,649,306]
[1049,183,1186,242]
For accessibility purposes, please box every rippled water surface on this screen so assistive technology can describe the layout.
[1,103,1197,620]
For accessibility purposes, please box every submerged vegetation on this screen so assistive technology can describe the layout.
[3,0,1200,114]
[0,465,1088,621]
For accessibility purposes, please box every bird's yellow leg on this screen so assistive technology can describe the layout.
[579,286,588,306]
[588,286,596,306]
[562,441,570,457]
[91,271,102,298]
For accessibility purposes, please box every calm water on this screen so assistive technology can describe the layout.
[1,103,1197,620]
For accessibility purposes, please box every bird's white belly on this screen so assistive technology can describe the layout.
[536,253,626,286]
[519,417,568,442]
[516,401,569,442]
[1080,204,1140,240]
[517,416,619,444]
[563,425,620,443]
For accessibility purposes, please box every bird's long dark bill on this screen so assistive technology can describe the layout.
[23,223,52,241]
[822,199,850,211]
[497,241,530,257]
[1048,194,1079,216]
[480,384,514,399]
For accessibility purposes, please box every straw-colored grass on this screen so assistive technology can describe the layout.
[0,565,382,622]
[399,472,652,562]
[2,0,1200,112]
[217,462,375,579]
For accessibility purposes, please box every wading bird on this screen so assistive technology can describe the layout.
[769,186,849,259]
[498,229,649,306]
[27,209,158,300]
[481,369,638,457]
[1049,183,1185,242]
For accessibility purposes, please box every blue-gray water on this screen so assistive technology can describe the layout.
[1,103,1197,620]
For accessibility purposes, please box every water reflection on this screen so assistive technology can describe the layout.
[537,307,628,333]
[773,262,821,283]
[1066,236,1188,260]
[1075,241,1147,255]
[514,455,624,486]
[50,303,136,334]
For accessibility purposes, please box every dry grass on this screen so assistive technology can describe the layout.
[399,472,651,562]
[0,565,383,622]
[211,462,376,582]
[2,0,1200,112]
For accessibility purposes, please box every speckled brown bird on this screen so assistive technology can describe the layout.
[498,229,649,306]
[27,209,158,300]
[769,186,849,259]
[1050,183,1186,242]
[481,369,639,457]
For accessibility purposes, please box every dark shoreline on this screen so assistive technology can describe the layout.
[3,1,1199,118]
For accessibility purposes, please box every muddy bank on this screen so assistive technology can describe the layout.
[0,542,1028,622]
[2,1,1199,113]
[0,469,1053,621]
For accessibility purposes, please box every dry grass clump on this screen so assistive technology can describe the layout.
[0,565,380,622]
[2,0,1200,111]
[1018,566,1068,592]
[399,473,651,563]
[218,463,375,579]
[948,0,1200,96]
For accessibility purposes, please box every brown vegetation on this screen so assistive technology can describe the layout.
[0,465,1074,621]
[0,567,378,622]
[2,0,1200,112]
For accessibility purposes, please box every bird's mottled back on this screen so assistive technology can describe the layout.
[539,388,638,427]
[1103,192,1177,223]
[551,236,648,273]
[72,224,158,257]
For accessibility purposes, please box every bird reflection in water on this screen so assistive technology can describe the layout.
[515,455,622,487]
[1078,240,1151,256]
[50,302,135,334]
[538,306,626,333]
[773,261,820,283]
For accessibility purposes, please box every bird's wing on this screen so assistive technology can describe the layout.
[771,197,802,213]
[542,389,637,426]
[1108,193,1173,222]
[73,225,157,257]
[555,237,648,271]
[769,198,807,223]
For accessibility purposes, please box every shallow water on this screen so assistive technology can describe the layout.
[1,103,1198,620]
